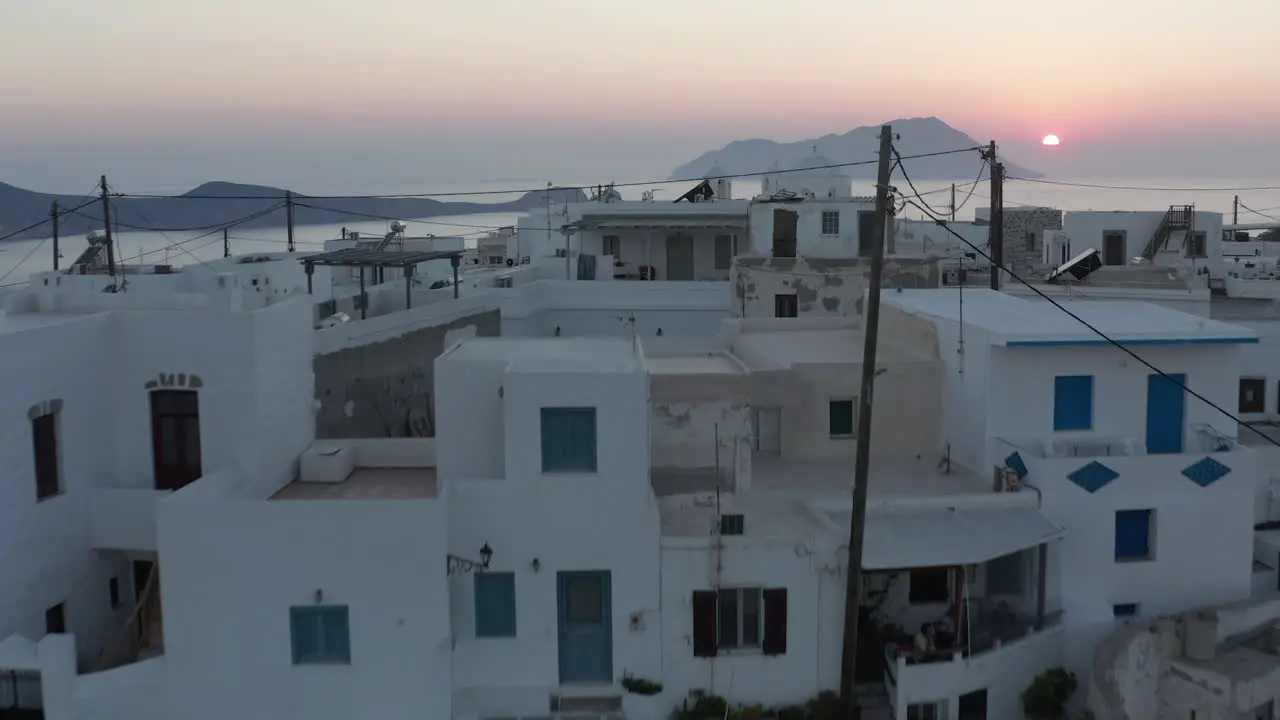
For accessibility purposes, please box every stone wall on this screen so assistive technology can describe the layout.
[1000,207,1064,275]
[313,309,502,438]
[729,255,939,318]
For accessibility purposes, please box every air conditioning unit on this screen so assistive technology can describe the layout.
[154,264,174,274]
[495,277,513,289]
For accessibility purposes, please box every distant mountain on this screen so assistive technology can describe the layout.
[0,181,587,242]
[669,117,1041,182]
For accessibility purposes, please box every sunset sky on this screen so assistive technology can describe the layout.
[3,0,1277,193]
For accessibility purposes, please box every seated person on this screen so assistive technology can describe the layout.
[913,623,935,656]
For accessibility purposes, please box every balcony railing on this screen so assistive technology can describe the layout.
[999,425,1236,461]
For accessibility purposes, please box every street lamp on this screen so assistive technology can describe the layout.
[447,543,494,575]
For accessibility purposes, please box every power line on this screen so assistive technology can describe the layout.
[1007,177,1280,192]
[112,147,985,200]
[1237,201,1280,223]
[0,198,108,286]
[895,165,1280,452]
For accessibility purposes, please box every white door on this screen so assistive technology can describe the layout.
[753,407,781,455]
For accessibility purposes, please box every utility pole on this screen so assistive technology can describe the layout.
[840,124,895,709]
[983,142,1004,290]
[286,191,296,252]
[100,175,116,276]
[51,201,60,271]
[1233,195,1239,226]
[950,183,956,222]
[223,228,230,258]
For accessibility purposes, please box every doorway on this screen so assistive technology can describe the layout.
[150,390,202,491]
[752,407,781,455]
[1146,373,1186,454]
[665,234,695,281]
[958,688,987,720]
[1102,232,1126,265]
[557,571,613,683]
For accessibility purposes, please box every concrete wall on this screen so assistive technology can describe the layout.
[730,256,939,319]
[1063,210,1225,278]
[501,280,728,338]
[157,471,451,720]
[747,200,878,259]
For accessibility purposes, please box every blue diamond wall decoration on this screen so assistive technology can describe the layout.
[1182,457,1231,488]
[1068,461,1119,493]
[1004,452,1029,479]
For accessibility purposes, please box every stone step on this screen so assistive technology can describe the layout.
[551,692,623,714]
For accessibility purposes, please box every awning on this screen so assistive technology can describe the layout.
[833,507,1065,570]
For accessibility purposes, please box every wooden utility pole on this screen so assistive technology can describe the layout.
[100,175,116,276]
[840,124,895,708]
[950,183,956,222]
[51,201,60,271]
[1233,195,1239,226]
[286,191,296,252]
[984,142,1004,290]
[223,228,230,258]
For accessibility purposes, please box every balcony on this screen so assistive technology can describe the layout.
[884,609,1065,719]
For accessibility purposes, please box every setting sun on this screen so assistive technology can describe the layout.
[1042,134,1061,146]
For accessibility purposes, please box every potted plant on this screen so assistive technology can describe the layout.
[1022,668,1078,720]
[677,690,729,720]
[620,673,665,720]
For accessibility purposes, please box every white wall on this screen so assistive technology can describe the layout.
[747,200,877,258]
[157,477,451,720]
[500,280,729,338]
[437,345,663,718]
[1063,211,1224,278]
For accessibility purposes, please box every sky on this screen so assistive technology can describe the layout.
[2,0,1278,194]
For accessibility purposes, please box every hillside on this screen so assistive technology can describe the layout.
[669,117,1041,181]
[0,181,587,241]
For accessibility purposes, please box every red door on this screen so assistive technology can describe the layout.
[150,390,202,491]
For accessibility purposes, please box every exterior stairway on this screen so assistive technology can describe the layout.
[1141,205,1195,260]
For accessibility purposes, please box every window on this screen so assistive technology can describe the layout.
[908,567,950,604]
[908,703,941,720]
[289,605,351,664]
[821,210,840,235]
[714,234,735,270]
[1115,509,1154,562]
[150,389,202,491]
[1240,378,1266,414]
[1025,231,1037,251]
[45,603,65,634]
[719,514,745,536]
[829,399,856,438]
[540,407,597,473]
[857,211,879,257]
[1113,603,1139,618]
[31,413,60,500]
[602,235,620,258]
[474,572,517,638]
[109,577,121,608]
[1053,375,1094,431]
[691,588,787,656]
[1186,231,1206,258]
[774,294,798,318]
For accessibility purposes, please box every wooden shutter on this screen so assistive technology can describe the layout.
[691,590,718,657]
[761,588,788,656]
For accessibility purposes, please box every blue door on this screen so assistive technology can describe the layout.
[557,571,613,683]
[1146,373,1186,454]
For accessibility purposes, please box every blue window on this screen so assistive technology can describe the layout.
[1113,603,1139,618]
[290,605,351,664]
[474,572,517,637]
[541,407,597,472]
[1115,509,1154,562]
[1054,375,1094,431]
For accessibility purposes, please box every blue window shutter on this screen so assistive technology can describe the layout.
[1054,376,1094,431]
[475,572,517,637]
[290,607,320,663]
[1115,510,1152,560]
[541,408,597,472]
[321,606,350,662]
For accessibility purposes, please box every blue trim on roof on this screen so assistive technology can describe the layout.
[1006,337,1259,348]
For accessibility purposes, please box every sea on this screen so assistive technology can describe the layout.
[2,176,1278,288]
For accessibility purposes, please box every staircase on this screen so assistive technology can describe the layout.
[1141,205,1195,260]
[855,683,893,720]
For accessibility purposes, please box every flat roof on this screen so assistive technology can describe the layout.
[645,353,743,376]
[300,248,464,267]
[443,337,644,374]
[731,327,936,370]
[832,506,1065,570]
[751,455,991,500]
[885,289,1258,347]
[271,467,439,500]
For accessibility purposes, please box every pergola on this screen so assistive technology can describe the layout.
[299,248,464,319]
